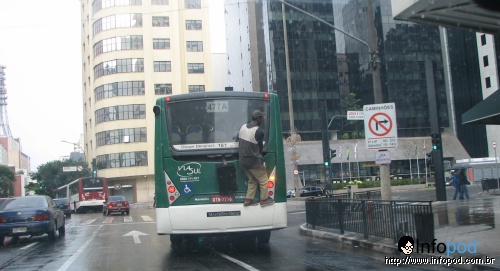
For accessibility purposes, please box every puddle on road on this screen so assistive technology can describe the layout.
[434,198,495,228]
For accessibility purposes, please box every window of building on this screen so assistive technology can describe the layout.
[95,104,146,124]
[93,14,143,36]
[481,34,487,46]
[96,128,147,147]
[154,61,171,72]
[185,0,201,9]
[153,38,170,49]
[152,16,169,27]
[152,0,168,5]
[483,55,489,67]
[154,84,172,95]
[486,77,491,88]
[95,81,145,101]
[187,63,204,74]
[186,41,203,52]
[93,0,142,14]
[185,20,202,30]
[94,58,144,79]
[188,85,205,93]
[96,151,148,169]
[94,35,143,57]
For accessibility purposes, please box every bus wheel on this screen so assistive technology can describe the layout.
[256,230,271,244]
[170,235,184,250]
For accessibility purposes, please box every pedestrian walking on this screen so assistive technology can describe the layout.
[452,170,461,200]
[238,110,274,207]
[458,169,470,200]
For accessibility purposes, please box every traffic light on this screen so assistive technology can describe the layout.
[426,152,433,166]
[323,154,330,166]
[431,133,441,150]
[330,149,336,159]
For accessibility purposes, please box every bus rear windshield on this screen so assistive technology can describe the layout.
[166,98,269,151]
[82,178,104,190]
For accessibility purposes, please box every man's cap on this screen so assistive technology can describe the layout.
[252,110,265,118]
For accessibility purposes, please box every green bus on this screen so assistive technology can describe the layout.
[153,91,287,248]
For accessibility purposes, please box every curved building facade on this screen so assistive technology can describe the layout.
[80,0,213,203]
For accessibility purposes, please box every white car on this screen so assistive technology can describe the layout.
[286,189,296,198]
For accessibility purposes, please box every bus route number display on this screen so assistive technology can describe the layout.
[206,100,228,112]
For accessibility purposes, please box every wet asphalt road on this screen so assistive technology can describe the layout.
[0,197,466,271]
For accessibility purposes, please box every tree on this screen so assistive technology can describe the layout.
[29,160,91,197]
[342,92,364,139]
[0,165,15,197]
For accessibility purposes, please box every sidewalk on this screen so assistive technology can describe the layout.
[291,185,500,270]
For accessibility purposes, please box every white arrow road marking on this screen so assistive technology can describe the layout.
[123,230,148,244]
[141,215,153,222]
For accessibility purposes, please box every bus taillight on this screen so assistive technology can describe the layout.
[267,167,276,199]
[164,171,180,204]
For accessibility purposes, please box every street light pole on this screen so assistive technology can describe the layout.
[61,140,84,153]
[279,0,389,199]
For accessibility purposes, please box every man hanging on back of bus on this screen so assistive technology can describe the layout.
[238,110,274,207]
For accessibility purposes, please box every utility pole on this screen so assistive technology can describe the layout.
[366,0,390,200]
[282,2,301,194]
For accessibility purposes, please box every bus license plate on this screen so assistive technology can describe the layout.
[13,227,27,233]
[211,195,234,203]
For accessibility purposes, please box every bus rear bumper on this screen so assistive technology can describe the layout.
[156,202,287,235]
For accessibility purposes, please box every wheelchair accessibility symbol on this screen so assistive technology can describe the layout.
[183,183,193,194]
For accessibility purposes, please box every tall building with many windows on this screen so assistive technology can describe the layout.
[80,0,213,203]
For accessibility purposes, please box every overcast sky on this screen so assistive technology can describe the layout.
[0,0,225,172]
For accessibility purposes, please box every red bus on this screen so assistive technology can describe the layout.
[55,177,108,213]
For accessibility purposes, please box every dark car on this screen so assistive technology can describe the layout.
[103,195,130,216]
[299,186,324,197]
[53,198,71,218]
[0,196,65,244]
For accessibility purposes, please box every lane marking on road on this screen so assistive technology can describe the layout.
[215,251,260,271]
[289,211,306,214]
[20,242,38,250]
[73,221,155,227]
[123,230,148,244]
[141,215,153,222]
[81,219,96,225]
[57,225,103,271]
[103,217,114,224]
[124,216,133,223]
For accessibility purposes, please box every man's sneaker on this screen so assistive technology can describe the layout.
[260,198,274,207]
[243,199,258,206]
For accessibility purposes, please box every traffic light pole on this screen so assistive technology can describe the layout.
[426,61,446,201]
[320,101,332,195]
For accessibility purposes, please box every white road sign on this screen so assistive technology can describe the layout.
[77,166,83,171]
[347,111,364,120]
[363,103,398,149]
[62,166,77,172]
[375,150,391,164]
